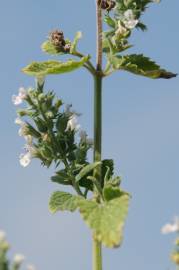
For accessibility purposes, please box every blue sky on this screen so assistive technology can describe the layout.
[0,1,179,269]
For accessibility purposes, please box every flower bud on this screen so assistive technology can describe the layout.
[38,93,46,102]
[45,111,54,119]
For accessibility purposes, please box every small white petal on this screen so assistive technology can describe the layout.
[13,254,25,265]
[15,118,24,125]
[161,217,179,234]
[66,115,80,132]
[0,230,6,242]
[12,95,23,105]
[124,9,134,20]
[19,153,31,167]
[124,19,138,29]
[24,135,33,145]
[19,87,27,99]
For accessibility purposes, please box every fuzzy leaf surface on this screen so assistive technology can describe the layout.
[22,56,89,76]
[110,54,177,79]
[49,191,82,213]
[78,194,130,248]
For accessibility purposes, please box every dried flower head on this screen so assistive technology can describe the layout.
[49,29,70,53]
[98,0,116,11]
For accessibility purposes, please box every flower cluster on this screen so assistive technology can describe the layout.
[0,229,35,270]
[103,0,160,54]
[13,80,94,195]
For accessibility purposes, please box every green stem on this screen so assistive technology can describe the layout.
[93,74,103,270]
[92,1,103,270]
[93,236,102,270]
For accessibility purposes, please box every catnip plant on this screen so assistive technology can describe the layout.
[13,1,176,269]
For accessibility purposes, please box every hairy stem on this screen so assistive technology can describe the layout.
[96,0,103,70]
[92,1,103,270]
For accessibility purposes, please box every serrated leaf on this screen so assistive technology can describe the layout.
[49,191,83,213]
[22,56,89,76]
[70,31,82,54]
[79,195,130,248]
[75,162,101,182]
[109,54,177,79]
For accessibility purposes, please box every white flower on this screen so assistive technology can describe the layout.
[123,9,138,29]
[19,152,32,167]
[0,230,6,242]
[26,265,36,270]
[12,87,27,105]
[15,118,29,137]
[161,216,179,234]
[13,254,25,265]
[66,114,80,132]
[115,21,128,37]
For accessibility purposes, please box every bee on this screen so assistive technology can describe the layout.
[98,0,116,11]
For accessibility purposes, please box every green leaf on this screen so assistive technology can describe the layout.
[49,191,82,213]
[103,185,128,201]
[101,159,114,183]
[75,162,101,182]
[22,56,89,76]
[51,170,72,186]
[79,195,130,248]
[41,41,62,55]
[109,54,177,79]
[70,31,82,54]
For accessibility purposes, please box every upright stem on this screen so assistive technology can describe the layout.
[93,1,103,270]
[93,75,102,270]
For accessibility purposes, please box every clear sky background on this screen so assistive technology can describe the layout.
[0,1,179,270]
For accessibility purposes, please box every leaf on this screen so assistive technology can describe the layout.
[78,194,130,248]
[41,41,62,55]
[41,39,71,55]
[104,15,116,28]
[75,162,101,182]
[22,56,89,76]
[103,185,128,201]
[49,191,82,213]
[109,54,177,79]
[51,170,72,186]
[70,31,82,54]
[101,159,114,182]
